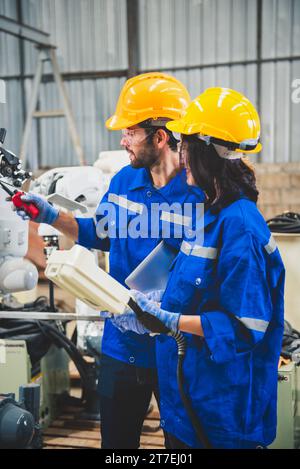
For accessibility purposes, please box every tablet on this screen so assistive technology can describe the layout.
[125,241,177,293]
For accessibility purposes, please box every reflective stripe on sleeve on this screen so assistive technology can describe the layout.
[180,241,218,259]
[239,317,269,333]
[180,241,192,255]
[108,193,144,214]
[191,245,218,259]
[264,235,277,255]
[160,211,191,227]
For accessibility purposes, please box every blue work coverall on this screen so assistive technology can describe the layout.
[75,164,204,447]
[157,196,285,449]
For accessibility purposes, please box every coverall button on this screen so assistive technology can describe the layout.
[195,277,202,286]
[110,220,115,226]
[160,419,165,427]
[146,190,152,197]
[129,356,135,364]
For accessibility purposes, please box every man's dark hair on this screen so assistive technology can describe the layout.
[183,135,259,213]
[138,119,178,151]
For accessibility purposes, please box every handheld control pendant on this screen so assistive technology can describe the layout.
[0,181,39,219]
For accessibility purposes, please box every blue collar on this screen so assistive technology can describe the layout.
[128,167,188,192]
[128,167,206,203]
[129,168,152,190]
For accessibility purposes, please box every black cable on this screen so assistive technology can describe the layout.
[171,331,213,449]
[33,321,90,390]
[0,314,90,396]
[49,282,56,312]
[0,296,49,312]
[267,212,300,233]
[0,295,95,403]
[128,298,212,449]
[0,324,37,337]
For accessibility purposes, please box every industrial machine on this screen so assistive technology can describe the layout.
[0,128,38,296]
[269,361,300,449]
[0,130,74,445]
[0,144,131,447]
[0,129,42,447]
[268,214,300,449]
[0,382,41,449]
[0,339,69,430]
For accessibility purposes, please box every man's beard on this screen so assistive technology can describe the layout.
[126,142,160,169]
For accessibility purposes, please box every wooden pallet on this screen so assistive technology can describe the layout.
[43,405,164,449]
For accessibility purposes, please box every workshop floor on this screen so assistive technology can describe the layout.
[43,361,165,449]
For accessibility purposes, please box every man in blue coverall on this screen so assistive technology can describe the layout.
[15,72,204,448]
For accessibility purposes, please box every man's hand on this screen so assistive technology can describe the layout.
[12,193,59,225]
[110,311,150,335]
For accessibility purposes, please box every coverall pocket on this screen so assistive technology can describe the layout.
[177,258,216,311]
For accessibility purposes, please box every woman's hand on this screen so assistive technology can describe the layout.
[110,289,179,335]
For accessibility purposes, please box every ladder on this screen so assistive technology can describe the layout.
[20,45,86,168]
[0,15,85,168]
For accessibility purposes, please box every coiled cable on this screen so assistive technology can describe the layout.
[267,212,300,233]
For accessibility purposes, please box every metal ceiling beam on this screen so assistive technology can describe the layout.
[139,55,300,75]
[0,14,55,48]
[1,69,128,82]
[126,0,139,78]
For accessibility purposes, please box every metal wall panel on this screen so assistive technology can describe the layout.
[0,0,20,76]
[261,59,300,163]
[165,64,257,103]
[139,0,257,70]
[139,0,300,164]
[0,79,24,156]
[20,0,128,74]
[262,0,300,58]
[36,76,126,169]
[0,0,17,19]
[0,0,128,169]
[259,0,300,163]
[0,33,20,76]
[1,0,299,166]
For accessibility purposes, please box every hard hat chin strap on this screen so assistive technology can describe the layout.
[213,144,242,160]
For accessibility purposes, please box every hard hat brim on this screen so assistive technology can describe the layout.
[236,142,262,154]
[105,114,139,131]
[166,119,190,134]
[166,121,262,154]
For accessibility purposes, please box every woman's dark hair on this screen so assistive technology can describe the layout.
[183,135,259,213]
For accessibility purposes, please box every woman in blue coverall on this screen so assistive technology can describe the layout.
[112,87,285,449]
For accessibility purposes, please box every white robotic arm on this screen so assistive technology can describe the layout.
[0,130,38,295]
[29,152,129,353]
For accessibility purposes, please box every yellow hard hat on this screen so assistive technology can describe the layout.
[106,72,191,130]
[166,87,262,154]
